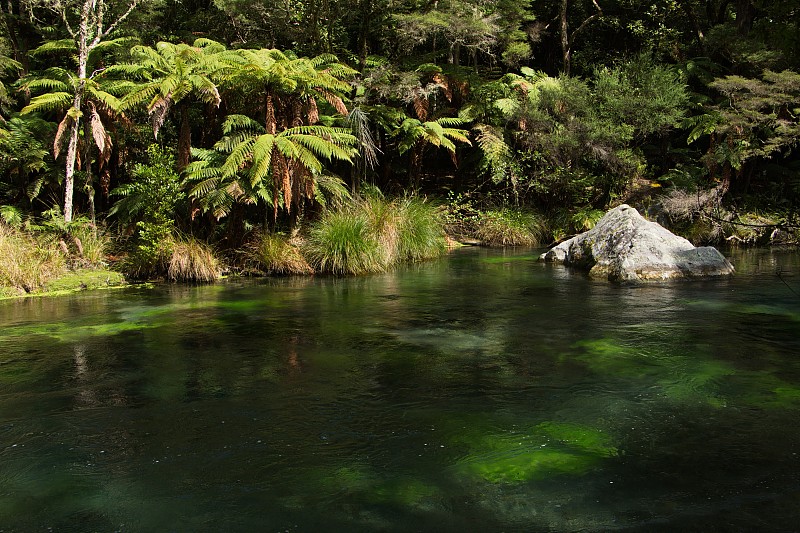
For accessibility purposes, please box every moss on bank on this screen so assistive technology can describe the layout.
[0,268,127,300]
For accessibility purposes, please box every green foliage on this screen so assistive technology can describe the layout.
[185,115,357,220]
[593,54,689,139]
[395,196,447,261]
[689,70,800,195]
[111,145,184,272]
[394,116,471,155]
[475,208,545,247]
[0,1,795,262]
[0,116,57,207]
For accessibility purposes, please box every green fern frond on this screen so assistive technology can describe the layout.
[21,92,72,114]
[222,114,263,134]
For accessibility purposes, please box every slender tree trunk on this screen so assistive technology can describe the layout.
[265,92,277,134]
[678,0,706,53]
[64,109,80,223]
[560,0,570,76]
[357,2,369,72]
[82,116,96,225]
[63,0,90,223]
[178,104,191,170]
[64,64,87,223]
[735,0,755,35]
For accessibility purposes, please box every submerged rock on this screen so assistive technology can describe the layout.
[540,204,734,281]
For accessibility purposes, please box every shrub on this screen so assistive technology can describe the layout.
[475,209,545,246]
[245,233,313,275]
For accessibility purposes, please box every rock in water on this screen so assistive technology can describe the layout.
[540,204,734,281]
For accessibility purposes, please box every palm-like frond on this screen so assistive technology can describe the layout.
[249,134,276,186]
[21,92,73,114]
[85,84,124,112]
[222,114,264,134]
[0,54,22,74]
[31,39,77,56]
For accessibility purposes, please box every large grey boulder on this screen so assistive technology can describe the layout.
[540,204,734,281]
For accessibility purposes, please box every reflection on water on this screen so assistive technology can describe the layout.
[1,247,799,531]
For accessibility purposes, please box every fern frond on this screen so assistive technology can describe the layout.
[21,92,72,114]
[222,114,263,135]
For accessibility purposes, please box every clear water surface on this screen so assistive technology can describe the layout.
[1,247,799,532]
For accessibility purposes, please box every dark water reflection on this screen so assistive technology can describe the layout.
[1,247,800,531]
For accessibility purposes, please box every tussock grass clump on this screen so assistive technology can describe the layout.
[167,236,221,282]
[70,225,111,267]
[0,224,66,292]
[122,234,221,282]
[245,232,313,275]
[305,193,446,275]
[396,197,447,261]
[475,209,545,246]
[305,209,385,275]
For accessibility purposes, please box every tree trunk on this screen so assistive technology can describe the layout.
[57,0,140,223]
[735,0,755,35]
[82,117,96,225]
[357,2,369,72]
[265,92,277,134]
[178,104,191,170]
[679,0,706,53]
[64,113,80,223]
[560,0,570,76]
[64,69,87,223]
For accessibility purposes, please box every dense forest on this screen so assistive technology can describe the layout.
[0,0,799,288]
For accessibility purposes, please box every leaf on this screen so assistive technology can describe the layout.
[21,92,72,114]
[321,90,349,116]
[53,114,72,159]
[90,107,106,154]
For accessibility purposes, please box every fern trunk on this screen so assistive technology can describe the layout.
[178,103,191,170]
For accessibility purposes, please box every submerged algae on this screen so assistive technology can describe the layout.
[454,421,618,484]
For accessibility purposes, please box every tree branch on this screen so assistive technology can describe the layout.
[100,0,138,40]
[571,0,603,42]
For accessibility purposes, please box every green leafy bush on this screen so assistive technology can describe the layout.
[112,145,185,278]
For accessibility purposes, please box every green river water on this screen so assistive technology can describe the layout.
[1,247,799,532]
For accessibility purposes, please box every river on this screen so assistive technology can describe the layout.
[1,247,799,531]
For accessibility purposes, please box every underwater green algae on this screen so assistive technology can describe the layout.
[454,421,618,484]
[570,337,662,379]
[306,464,441,511]
[735,374,800,409]
[569,336,740,408]
[657,358,735,407]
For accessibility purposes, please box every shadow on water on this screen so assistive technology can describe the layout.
[1,246,799,531]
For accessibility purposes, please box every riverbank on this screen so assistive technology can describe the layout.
[2,198,798,300]
[0,268,127,300]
